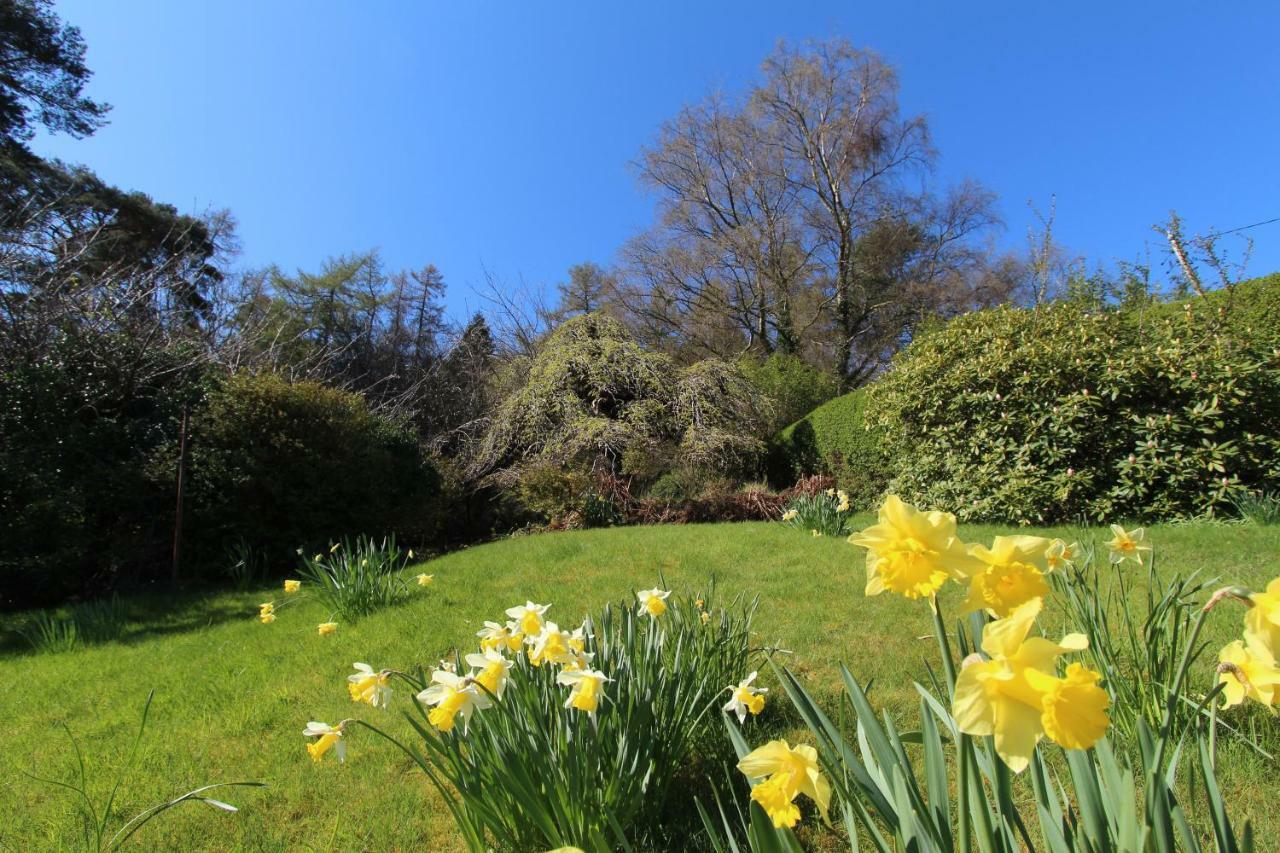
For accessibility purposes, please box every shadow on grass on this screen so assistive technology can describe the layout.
[0,585,257,659]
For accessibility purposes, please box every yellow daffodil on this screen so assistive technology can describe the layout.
[1027,663,1111,750]
[563,648,595,671]
[505,601,550,636]
[556,667,611,715]
[781,509,798,522]
[1244,576,1280,657]
[347,662,393,709]
[317,621,338,636]
[952,599,1107,772]
[636,588,670,617]
[303,721,345,763]
[849,495,978,599]
[477,620,523,653]
[260,612,276,624]
[465,648,513,699]
[825,487,836,497]
[1105,524,1151,565]
[283,579,301,593]
[418,669,490,732]
[695,599,705,608]
[567,624,587,653]
[737,740,831,829]
[259,602,274,615]
[810,529,822,538]
[312,553,322,562]
[329,542,341,554]
[963,535,1053,618]
[701,611,711,625]
[1045,539,1081,571]
[415,573,434,586]
[527,621,573,666]
[724,671,768,723]
[836,490,850,513]
[1217,639,1280,710]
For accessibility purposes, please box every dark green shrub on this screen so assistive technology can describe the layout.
[179,374,440,569]
[866,285,1280,523]
[768,389,890,509]
[515,464,591,525]
[0,335,208,608]
[737,352,838,435]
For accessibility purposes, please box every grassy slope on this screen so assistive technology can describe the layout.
[4,519,1279,850]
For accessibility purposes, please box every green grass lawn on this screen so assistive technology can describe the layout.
[4,519,1279,850]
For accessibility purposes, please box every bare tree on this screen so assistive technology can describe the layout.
[616,38,1005,386]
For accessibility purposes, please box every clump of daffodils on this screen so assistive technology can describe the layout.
[301,584,729,771]
[849,496,1116,771]
[258,602,276,624]
[952,598,1109,772]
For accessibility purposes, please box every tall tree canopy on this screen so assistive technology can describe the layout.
[615,38,1011,387]
[0,0,109,147]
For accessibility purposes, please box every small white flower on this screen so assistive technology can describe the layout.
[723,671,768,723]
[636,588,671,617]
[505,601,550,635]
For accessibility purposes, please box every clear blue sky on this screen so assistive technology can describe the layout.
[35,1,1280,320]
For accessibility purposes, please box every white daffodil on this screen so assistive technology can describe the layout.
[477,620,523,653]
[563,648,596,671]
[724,671,768,723]
[528,621,574,667]
[303,721,346,763]
[465,648,514,699]
[505,601,551,636]
[347,663,393,708]
[557,667,612,715]
[636,588,671,618]
[417,669,491,732]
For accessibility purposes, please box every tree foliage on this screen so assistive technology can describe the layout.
[471,313,770,485]
[0,0,108,147]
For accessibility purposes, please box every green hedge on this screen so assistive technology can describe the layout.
[865,276,1280,523]
[768,389,889,510]
[738,352,838,435]
[179,374,441,572]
